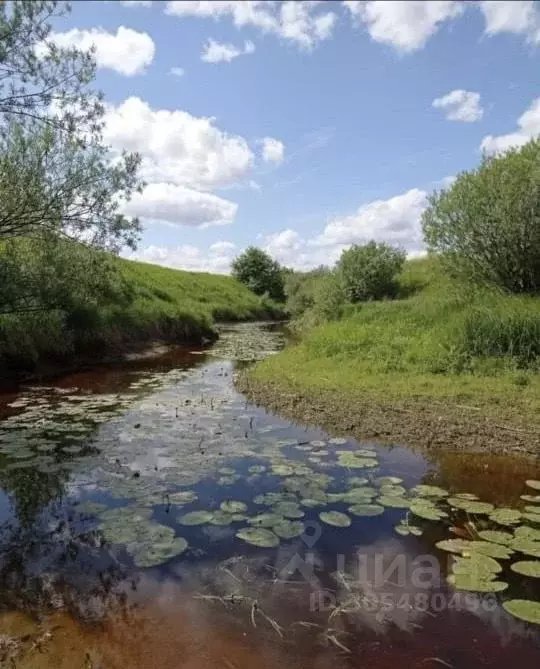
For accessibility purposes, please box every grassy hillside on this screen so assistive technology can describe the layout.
[241,257,540,453]
[0,258,283,378]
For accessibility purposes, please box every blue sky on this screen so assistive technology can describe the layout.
[51,1,540,272]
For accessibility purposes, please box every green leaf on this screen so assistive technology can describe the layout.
[447,498,494,515]
[503,599,540,625]
[525,480,540,491]
[510,561,540,578]
[348,504,385,517]
[220,500,248,514]
[177,510,214,526]
[272,520,305,540]
[319,511,352,527]
[447,574,507,593]
[488,508,522,526]
[236,527,280,548]
[478,530,514,546]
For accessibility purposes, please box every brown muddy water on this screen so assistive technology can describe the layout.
[0,322,539,668]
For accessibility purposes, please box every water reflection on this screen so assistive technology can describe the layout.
[0,323,538,666]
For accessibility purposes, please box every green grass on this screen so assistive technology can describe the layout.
[0,257,283,377]
[248,257,540,425]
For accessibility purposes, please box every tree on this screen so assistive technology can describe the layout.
[231,247,285,301]
[0,1,143,252]
[422,139,540,294]
[337,241,405,303]
[0,1,143,318]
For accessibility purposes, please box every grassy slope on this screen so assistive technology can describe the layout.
[243,258,540,451]
[0,258,283,377]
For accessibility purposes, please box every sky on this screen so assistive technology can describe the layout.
[48,1,540,273]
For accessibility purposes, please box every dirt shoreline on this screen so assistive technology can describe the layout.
[236,375,540,458]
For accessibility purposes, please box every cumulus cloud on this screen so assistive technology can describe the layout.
[432,89,483,122]
[122,183,237,227]
[259,187,428,272]
[102,96,254,190]
[201,38,255,63]
[165,1,336,49]
[480,97,540,154]
[128,241,237,274]
[260,137,285,164]
[344,0,464,52]
[313,188,428,252]
[479,0,540,44]
[38,26,155,76]
[169,66,185,76]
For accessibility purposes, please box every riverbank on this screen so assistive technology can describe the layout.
[238,259,540,456]
[0,258,284,385]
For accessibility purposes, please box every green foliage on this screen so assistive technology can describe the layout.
[337,241,406,303]
[422,138,540,294]
[248,257,540,421]
[0,257,284,375]
[231,247,285,301]
[284,267,330,318]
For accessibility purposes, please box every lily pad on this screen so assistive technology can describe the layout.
[248,465,266,474]
[319,511,351,527]
[236,527,280,548]
[301,498,327,508]
[220,500,248,514]
[328,437,348,445]
[510,538,540,558]
[169,491,198,504]
[510,561,540,578]
[478,530,514,546]
[272,501,305,519]
[410,485,448,498]
[374,476,403,486]
[207,511,236,526]
[218,475,239,485]
[271,464,296,476]
[349,476,370,486]
[465,541,514,560]
[436,539,478,554]
[453,493,479,501]
[132,537,188,568]
[378,495,411,509]
[178,510,214,526]
[503,599,540,625]
[521,495,540,504]
[515,526,540,542]
[447,573,508,593]
[447,498,494,515]
[348,504,385,517]
[394,523,423,537]
[75,501,108,516]
[380,485,407,497]
[341,487,377,503]
[218,467,236,475]
[489,508,522,526]
[410,500,447,521]
[452,553,502,577]
[272,520,305,539]
[522,512,540,524]
[248,513,284,528]
[526,480,540,491]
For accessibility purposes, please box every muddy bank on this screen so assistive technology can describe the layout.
[236,375,540,457]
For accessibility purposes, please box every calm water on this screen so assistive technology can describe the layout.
[0,322,539,668]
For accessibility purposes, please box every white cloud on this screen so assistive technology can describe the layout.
[260,187,428,271]
[128,241,237,274]
[165,1,336,49]
[201,39,255,63]
[344,0,464,52]
[103,96,254,190]
[122,183,237,228]
[38,26,155,76]
[314,188,428,253]
[169,66,185,76]
[120,1,152,7]
[260,137,285,164]
[479,1,540,44]
[432,89,483,122]
[480,97,540,153]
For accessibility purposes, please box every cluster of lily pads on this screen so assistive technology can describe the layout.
[1,325,539,629]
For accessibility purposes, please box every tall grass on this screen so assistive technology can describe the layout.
[0,258,284,377]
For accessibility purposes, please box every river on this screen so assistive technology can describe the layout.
[0,322,538,668]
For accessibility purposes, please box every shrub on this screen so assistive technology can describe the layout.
[337,242,406,303]
[422,138,540,294]
[231,247,285,301]
[284,266,330,318]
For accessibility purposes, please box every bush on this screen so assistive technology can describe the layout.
[422,138,540,294]
[337,242,406,303]
[231,247,285,301]
[283,266,330,318]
